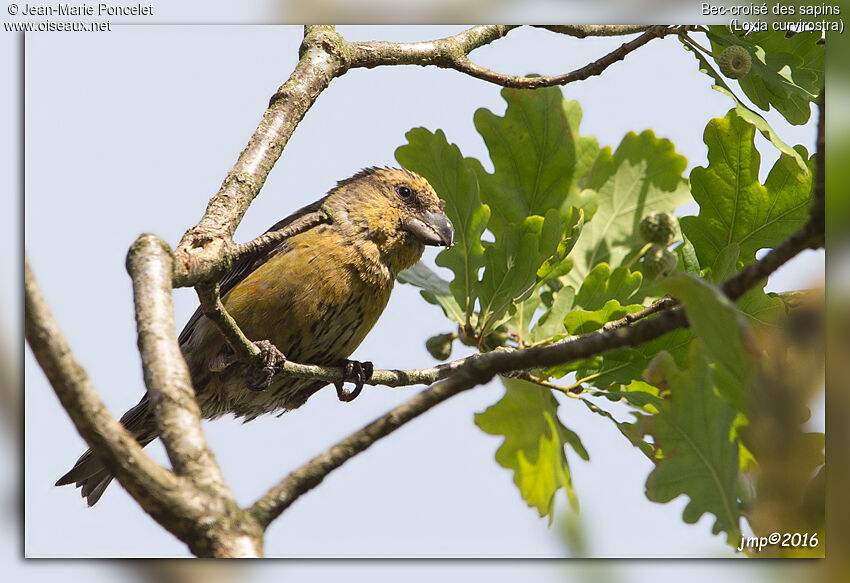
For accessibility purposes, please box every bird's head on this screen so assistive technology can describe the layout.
[329,167,454,274]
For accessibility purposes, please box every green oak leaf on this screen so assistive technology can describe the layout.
[683,38,807,173]
[472,86,600,237]
[563,299,643,336]
[707,28,823,126]
[560,328,694,390]
[537,206,584,285]
[665,274,754,412]
[737,287,786,334]
[396,128,490,324]
[477,210,564,336]
[528,285,575,345]
[678,233,701,276]
[579,395,657,458]
[629,345,743,543]
[574,263,642,311]
[680,110,813,270]
[564,130,691,290]
[397,262,464,325]
[475,377,589,519]
[557,279,781,397]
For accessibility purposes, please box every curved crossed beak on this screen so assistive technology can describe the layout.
[404,210,455,247]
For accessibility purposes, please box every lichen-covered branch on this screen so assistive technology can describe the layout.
[349,25,674,89]
[127,235,229,489]
[126,235,263,558]
[537,25,656,38]
[171,26,351,289]
[170,24,675,294]
[25,257,227,553]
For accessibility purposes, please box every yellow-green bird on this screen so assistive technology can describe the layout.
[56,167,454,505]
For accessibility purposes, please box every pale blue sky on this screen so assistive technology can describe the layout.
[12,17,822,583]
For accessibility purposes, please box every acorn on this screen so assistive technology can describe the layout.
[426,333,455,361]
[639,211,679,246]
[642,243,678,280]
[717,45,752,79]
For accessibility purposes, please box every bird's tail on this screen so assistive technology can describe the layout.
[55,394,158,506]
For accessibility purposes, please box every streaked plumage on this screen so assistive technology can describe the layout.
[56,167,454,505]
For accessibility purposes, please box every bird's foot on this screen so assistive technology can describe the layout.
[245,340,286,392]
[334,359,374,402]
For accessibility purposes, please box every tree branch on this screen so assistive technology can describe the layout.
[127,235,229,489]
[249,208,825,527]
[228,205,333,264]
[25,257,220,550]
[171,26,351,289]
[449,26,674,89]
[537,25,656,38]
[348,25,516,69]
[602,295,678,331]
[350,25,676,90]
[170,24,675,293]
[248,356,497,528]
[196,283,261,363]
[125,234,263,558]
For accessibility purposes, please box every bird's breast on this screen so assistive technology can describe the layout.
[221,227,394,365]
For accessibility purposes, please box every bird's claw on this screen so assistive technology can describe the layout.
[245,340,286,392]
[334,359,373,402]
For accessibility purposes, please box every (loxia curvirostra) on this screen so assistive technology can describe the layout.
[56,167,454,505]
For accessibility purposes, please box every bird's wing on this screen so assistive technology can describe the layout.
[177,195,330,346]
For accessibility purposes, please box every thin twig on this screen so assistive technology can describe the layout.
[229,206,332,264]
[449,26,675,89]
[196,283,261,362]
[602,296,679,331]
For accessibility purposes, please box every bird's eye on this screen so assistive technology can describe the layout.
[397,185,413,199]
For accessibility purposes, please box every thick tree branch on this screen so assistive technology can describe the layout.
[127,235,229,489]
[171,24,676,293]
[171,26,351,289]
[126,235,263,558]
[25,257,222,550]
[537,25,656,38]
[348,25,516,69]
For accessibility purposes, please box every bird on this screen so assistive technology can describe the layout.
[56,167,454,505]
